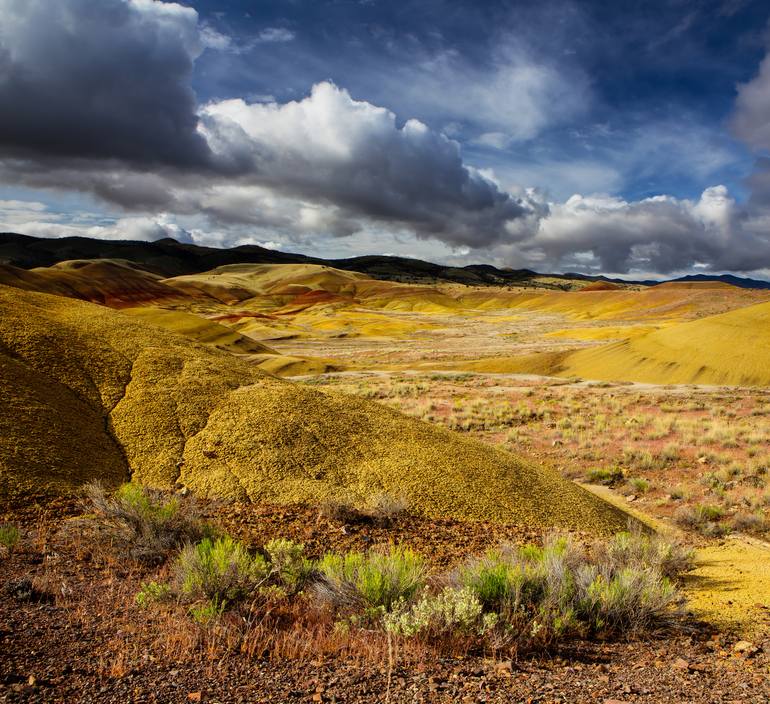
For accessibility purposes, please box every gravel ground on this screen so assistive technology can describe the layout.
[1,501,768,704]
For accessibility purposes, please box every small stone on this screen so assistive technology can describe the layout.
[187,693,202,702]
[494,660,513,677]
[27,676,36,686]
[672,658,690,670]
[733,641,759,656]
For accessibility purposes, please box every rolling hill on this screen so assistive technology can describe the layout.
[560,299,770,386]
[0,283,627,532]
[5,231,768,290]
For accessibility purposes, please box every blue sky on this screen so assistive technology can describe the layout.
[190,0,766,201]
[1,0,770,275]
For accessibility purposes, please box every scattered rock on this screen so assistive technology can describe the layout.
[733,641,760,657]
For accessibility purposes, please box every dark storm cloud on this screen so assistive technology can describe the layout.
[3,0,770,276]
[0,0,210,167]
[199,82,538,247]
[0,0,538,248]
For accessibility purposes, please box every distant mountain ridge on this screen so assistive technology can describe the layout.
[2,232,769,290]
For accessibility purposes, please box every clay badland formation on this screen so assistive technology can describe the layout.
[1,234,769,702]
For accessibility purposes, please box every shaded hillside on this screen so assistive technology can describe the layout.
[0,284,626,531]
[0,232,579,288]
[0,259,191,307]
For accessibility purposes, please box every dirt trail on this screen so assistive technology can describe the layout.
[581,483,770,636]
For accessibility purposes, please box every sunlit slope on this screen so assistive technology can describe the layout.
[122,307,277,356]
[0,285,627,530]
[164,263,461,312]
[459,284,768,321]
[561,300,770,386]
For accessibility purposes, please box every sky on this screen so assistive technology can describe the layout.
[1,0,770,277]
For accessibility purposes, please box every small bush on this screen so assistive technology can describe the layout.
[136,580,173,608]
[85,482,204,564]
[587,467,624,486]
[189,598,225,625]
[730,512,769,535]
[368,492,409,526]
[174,536,269,605]
[0,524,20,554]
[265,538,314,591]
[593,528,694,580]
[574,565,679,634]
[384,586,497,638]
[316,545,426,615]
[626,477,650,494]
[668,486,686,501]
[319,493,409,528]
[450,533,685,645]
[674,504,728,536]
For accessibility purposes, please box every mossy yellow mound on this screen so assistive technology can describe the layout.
[0,259,188,307]
[560,300,770,386]
[122,307,277,355]
[164,263,367,303]
[0,285,627,531]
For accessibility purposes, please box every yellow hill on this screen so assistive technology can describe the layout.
[122,307,277,356]
[164,263,461,312]
[458,285,767,322]
[561,300,770,386]
[0,284,626,531]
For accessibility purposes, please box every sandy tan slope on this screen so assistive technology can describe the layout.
[0,284,627,531]
[559,299,770,386]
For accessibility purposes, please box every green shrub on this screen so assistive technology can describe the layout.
[265,538,314,591]
[730,512,769,535]
[587,467,624,486]
[574,565,678,634]
[135,580,172,608]
[0,524,20,554]
[450,533,685,644]
[594,529,694,580]
[316,545,426,614]
[627,477,650,494]
[189,598,225,625]
[384,586,497,638]
[674,503,727,536]
[85,482,204,564]
[174,536,269,605]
